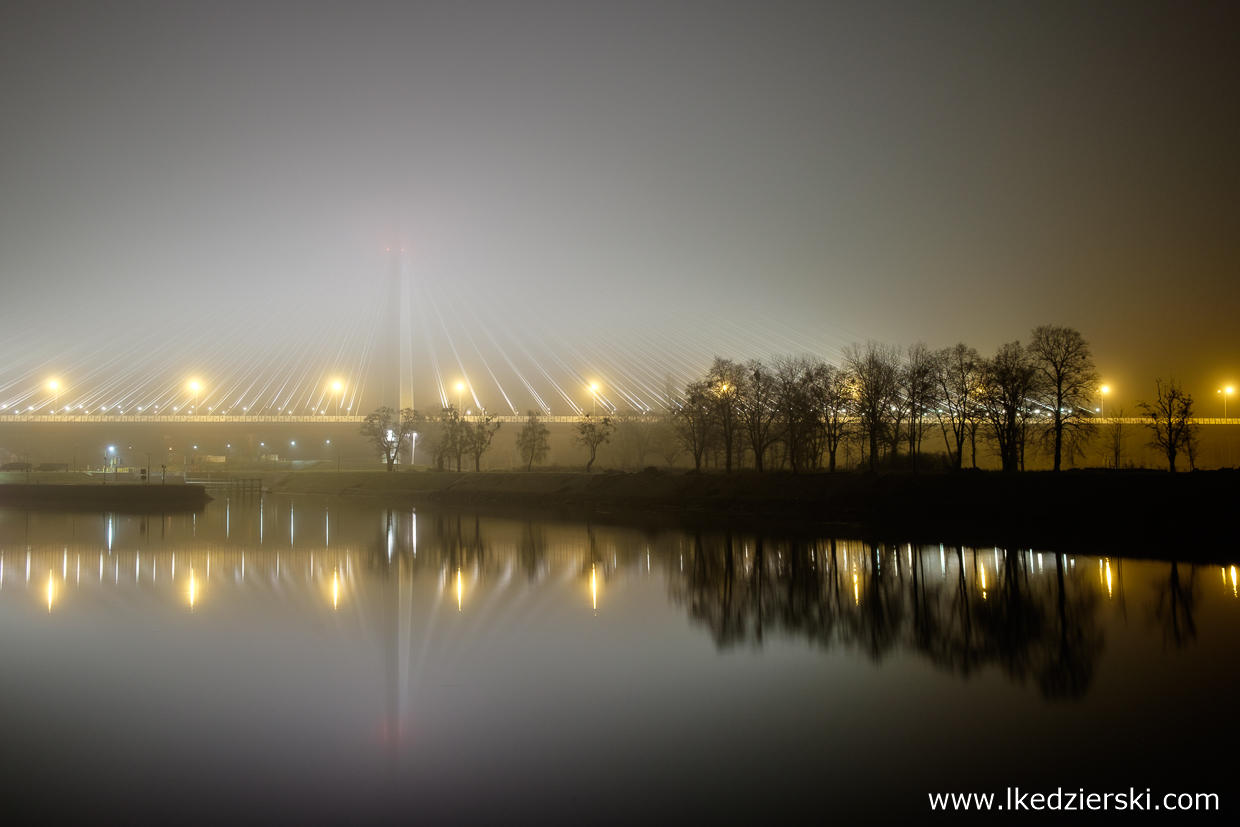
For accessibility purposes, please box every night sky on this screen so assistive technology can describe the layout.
[2,1,1236,414]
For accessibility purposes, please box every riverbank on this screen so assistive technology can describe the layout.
[0,482,212,509]
[260,468,1237,550]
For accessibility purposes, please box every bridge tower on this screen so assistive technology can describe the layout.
[376,246,402,414]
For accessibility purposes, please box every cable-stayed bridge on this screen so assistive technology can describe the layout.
[0,413,1235,426]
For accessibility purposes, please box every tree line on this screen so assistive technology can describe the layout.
[665,324,1103,473]
[359,324,1206,473]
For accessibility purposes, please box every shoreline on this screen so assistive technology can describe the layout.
[0,483,213,510]
[261,468,1235,555]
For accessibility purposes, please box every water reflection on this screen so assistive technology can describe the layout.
[2,498,1239,822]
[1,499,1236,704]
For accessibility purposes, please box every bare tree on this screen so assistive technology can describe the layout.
[772,355,816,472]
[359,406,421,471]
[978,342,1042,472]
[809,362,853,472]
[671,380,715,471]
[515,411,550,471]
[572,414,614,472]
[1028,325,1100,471]
[1137,378,1197,472]
[933,343,982,470]
[611,409,660,468]
[902,342,937,470]
[707,358,744,472]
[738,359,782,471]
[1101,406,1129,468]
[463,411,502,471]
[843,341,901,471]
[437,406,466,471]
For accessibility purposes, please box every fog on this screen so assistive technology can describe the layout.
[2,1,1236,416]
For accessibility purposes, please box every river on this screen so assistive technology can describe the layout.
[1,495,1236,822]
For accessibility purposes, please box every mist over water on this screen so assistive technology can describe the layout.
[2,497,1236,821]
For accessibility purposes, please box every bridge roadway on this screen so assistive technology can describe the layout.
[1,414,1236,426]
[0,413,590,424]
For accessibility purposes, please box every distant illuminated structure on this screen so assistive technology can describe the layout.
[378,245,402,415]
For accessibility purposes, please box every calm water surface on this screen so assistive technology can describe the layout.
[1,496,1237,823]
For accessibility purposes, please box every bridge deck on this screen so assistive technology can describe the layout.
[1,415,1236,426]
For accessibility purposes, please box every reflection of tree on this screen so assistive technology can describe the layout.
[668,535,1104,701]
[1037,552,1103,700]
[1152,562,1198,650]
[518,520,547,581]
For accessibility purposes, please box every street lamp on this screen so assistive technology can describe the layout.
[1221,386,1234,418]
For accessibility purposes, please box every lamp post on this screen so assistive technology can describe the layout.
[590,383,598,415]
[332,381,343,416]
[1100,385,1109,419]
[456,382,464,413]
[1222,386,1234,418]
[190,381,200,413]
[410,431,418,466]
[48,380,58,412]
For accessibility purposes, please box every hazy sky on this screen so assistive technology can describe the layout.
[1,1,1236,414]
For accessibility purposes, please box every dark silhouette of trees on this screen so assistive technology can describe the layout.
[772,355,816,472]
[515,410,550,470]
[463,410,502,471]
[572,413,614,472]
[810,362,853,472]
[843,341,901,471]
[706,358,744,472]
[738,360,781,472]
[1102,406,1130,468]
[901,342,936,470]
[359,406,421,471]
[610,410,660,468]
[1028,325,1099,471]
[671,380,715,471]
[437,406,465,471]
[1138,378,1198,472]
[978,342,1042,472]
[933,343,983,470]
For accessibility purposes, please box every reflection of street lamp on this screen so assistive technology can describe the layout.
[1221,386,1234,418]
